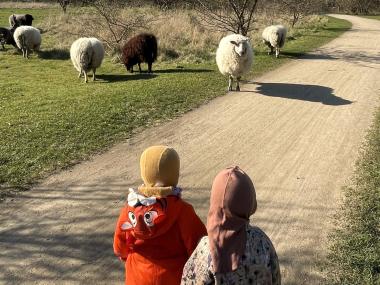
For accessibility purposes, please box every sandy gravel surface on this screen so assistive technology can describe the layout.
[1,15,379,285]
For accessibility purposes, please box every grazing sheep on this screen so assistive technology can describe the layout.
[0,26,17,49]
[216,34,253,92]
[262,25,287,58]
[9,14,34,27]
[121,33,157,73]
[13,26,41,58]
[70,37,105,83]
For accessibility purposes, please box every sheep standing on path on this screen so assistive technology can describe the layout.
[262,25,287,58]
[70,37,105,83]
[121,33,157,73]
[0,26,17,49]
[13,26,41,58]
[216,34,253,92]
[9,14,34,27]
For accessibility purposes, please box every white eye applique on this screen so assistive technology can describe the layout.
[121,221,133,230]
[128,211,137,227]
[143,211,158,227]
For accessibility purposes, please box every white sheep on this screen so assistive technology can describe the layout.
[13,26,41,58]
[262,25,287,58]
[216,34,253,92]
[70,37,105,83]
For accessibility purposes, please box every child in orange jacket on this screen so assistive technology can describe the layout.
[114,145,207,285]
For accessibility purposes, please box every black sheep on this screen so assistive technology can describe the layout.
[9,14,34,27]
[121,33,157,73]
[0,26,17,50]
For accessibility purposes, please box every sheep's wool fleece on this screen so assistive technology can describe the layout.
[262,25,287,48]
[70,37,105,72]
[13,26,41,50]
[216,34,253,78]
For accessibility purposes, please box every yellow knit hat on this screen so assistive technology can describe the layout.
[138,145,180,197]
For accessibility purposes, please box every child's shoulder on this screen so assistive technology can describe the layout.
[174,198,200,219]
[167,196,193,209]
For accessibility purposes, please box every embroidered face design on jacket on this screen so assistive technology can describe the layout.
[121,199,168,239]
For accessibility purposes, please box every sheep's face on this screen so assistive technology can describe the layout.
[25,14,34,26]
[125,63,133,72]
[123,58,133,72]
[230,40,249,57]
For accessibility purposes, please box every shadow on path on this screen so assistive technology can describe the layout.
[252,82,353,106]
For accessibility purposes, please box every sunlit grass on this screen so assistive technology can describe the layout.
[327,109,380,284]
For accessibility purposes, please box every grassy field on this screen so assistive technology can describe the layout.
[327,109,380,284]
[0,8,351,198]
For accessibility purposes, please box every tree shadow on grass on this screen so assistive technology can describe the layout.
[153,68,213,74]
[252,82,353,106]
[96,73,157,82]
[256,50,335,61]
[281,51,338,60]
[38,49,70,60]
[323,26,350,32]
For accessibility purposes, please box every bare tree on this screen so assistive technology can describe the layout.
[334,0,380,14]
[280,0,322,27]
[193,0,260,36]
[76,0,156,54]
[58,0,70,13]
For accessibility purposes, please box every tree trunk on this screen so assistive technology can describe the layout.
[292,11,299,27]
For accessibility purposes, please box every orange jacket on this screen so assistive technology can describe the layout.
[114,195,206,285]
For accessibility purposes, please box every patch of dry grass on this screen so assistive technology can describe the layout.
[0,1,56,9]
[36,5,329,63]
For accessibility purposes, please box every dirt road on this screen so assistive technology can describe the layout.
[1,15,379,284]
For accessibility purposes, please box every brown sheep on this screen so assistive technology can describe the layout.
[121,33,157,73]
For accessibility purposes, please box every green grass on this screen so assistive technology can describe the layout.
[361,15,380,21]
[0,9,351,197]
[0,8,57,26]
[327,110,380,284]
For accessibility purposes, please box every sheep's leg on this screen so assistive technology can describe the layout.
[148,62,152,73]
[92,68,96,81]
[84,72,88,83]
[228,76,233,92]
[236,77,241,92]
[270,46,274,55]
[78,71,82,78]
[276,48,280,58]
[138,63,142,73]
